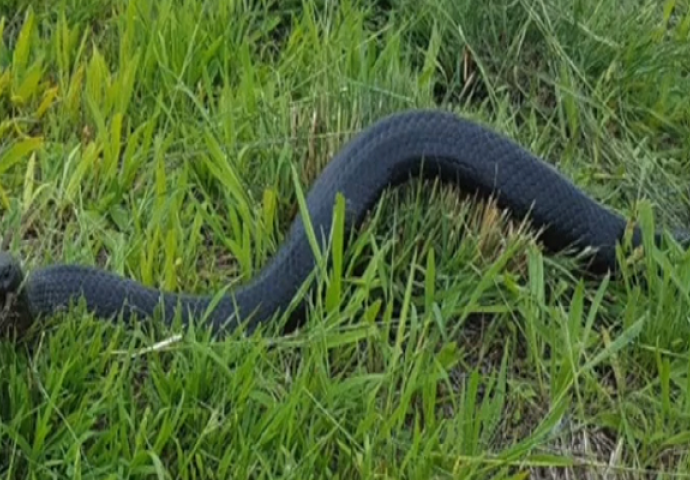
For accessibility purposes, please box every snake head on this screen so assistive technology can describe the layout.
[0,251,24,298]
[0,251,34,338]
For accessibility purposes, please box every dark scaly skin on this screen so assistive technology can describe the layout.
[0,109,687,337]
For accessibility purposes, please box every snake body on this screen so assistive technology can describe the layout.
[1,109,687,336]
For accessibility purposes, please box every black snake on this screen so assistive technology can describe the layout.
[1,109,686,337]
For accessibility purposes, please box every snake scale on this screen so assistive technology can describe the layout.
[1,109,687,337]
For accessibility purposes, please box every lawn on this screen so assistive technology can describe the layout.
[1,0,690,478]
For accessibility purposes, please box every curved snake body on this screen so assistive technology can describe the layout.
[1,110,686,336]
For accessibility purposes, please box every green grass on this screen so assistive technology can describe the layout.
[1,0,690,477]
